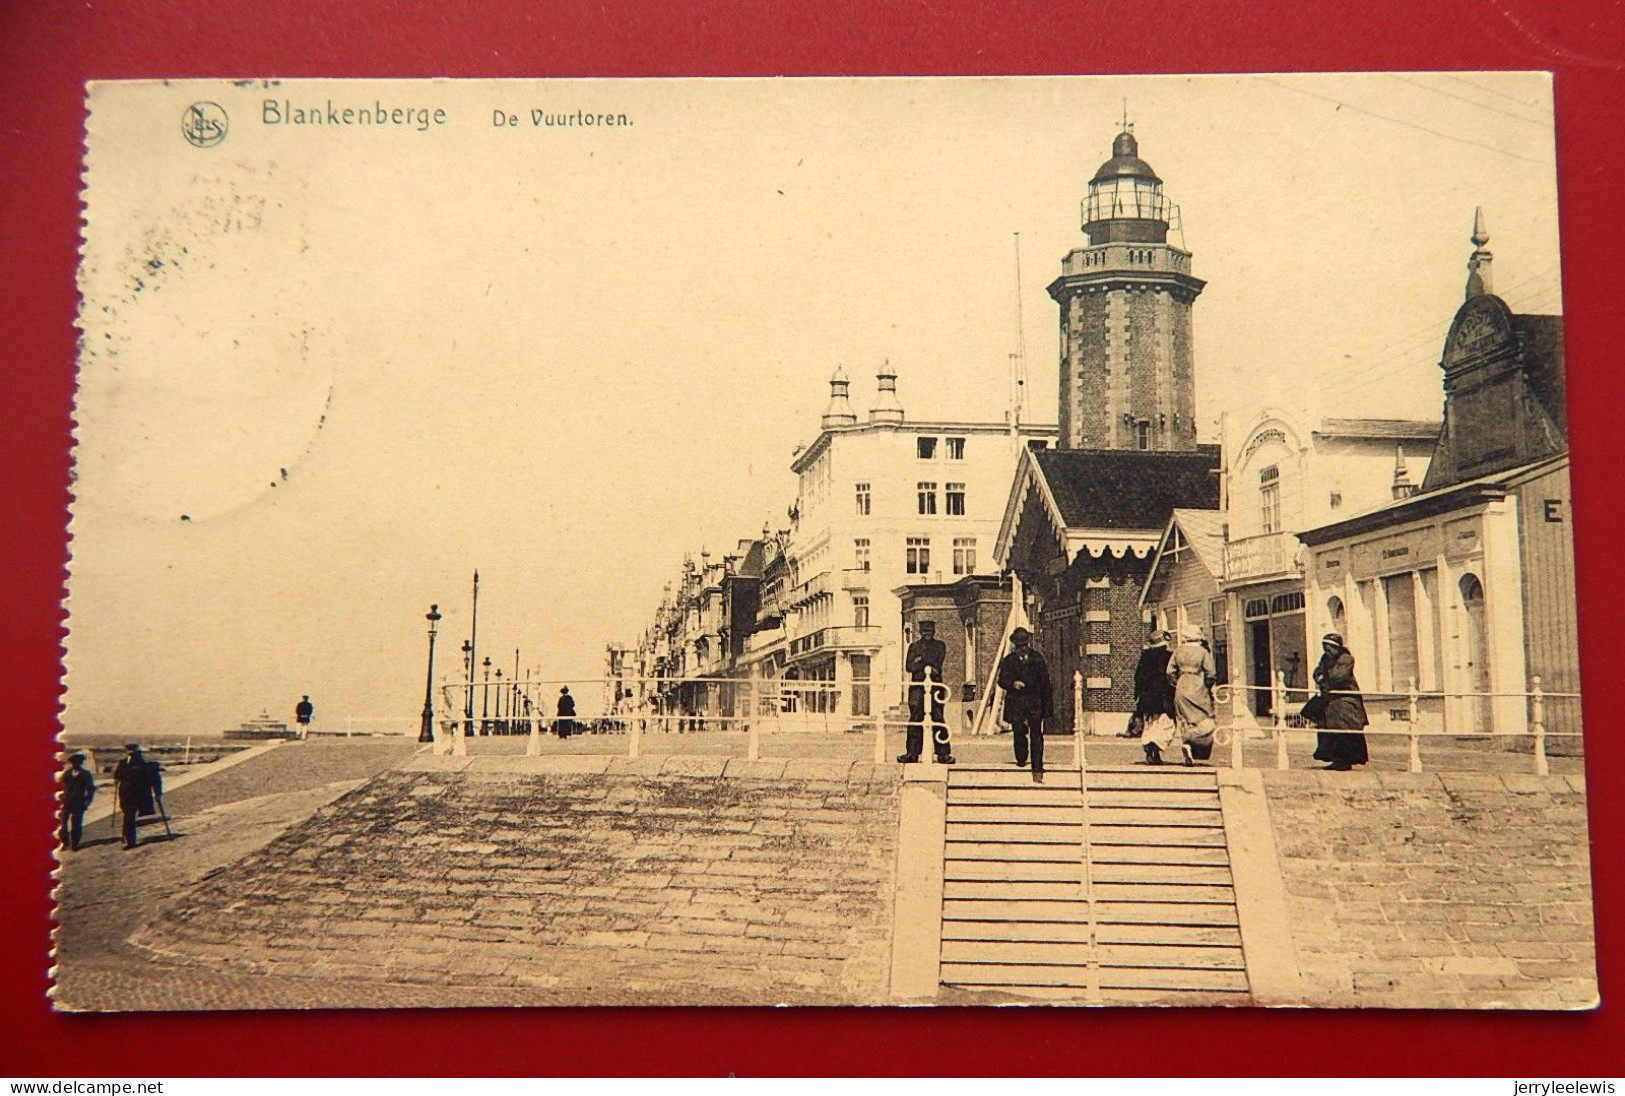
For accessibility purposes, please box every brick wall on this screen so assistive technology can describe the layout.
[133,759,901,1005]
[1263,769,1595,1009]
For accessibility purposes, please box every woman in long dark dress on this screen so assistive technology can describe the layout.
[1311,633,1369,770]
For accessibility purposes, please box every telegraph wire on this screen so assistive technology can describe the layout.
[1259,77,1549,166]
[1440,72,1551,110]
[1394,75,1552,128]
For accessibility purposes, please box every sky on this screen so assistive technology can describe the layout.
[66,74,1562,735]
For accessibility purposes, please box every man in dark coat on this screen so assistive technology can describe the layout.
[996,627,1053,782]
[112,743,161,849]
[899,620,954,764]
[1311,633,1369,770]
[1121,629,1175,737]
[59,753,96,852]
[295,695,314,737]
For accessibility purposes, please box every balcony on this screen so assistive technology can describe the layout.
[1223,531,1303,585]
[789,625,884,657]
[840,567,872,591]
[787,569,833,608]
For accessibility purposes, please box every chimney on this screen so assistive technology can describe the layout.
[870,361,905,423]
[1465,206,1493,300]
[821,366,858,428]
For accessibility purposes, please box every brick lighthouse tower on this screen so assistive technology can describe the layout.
[1048,126,1205,452]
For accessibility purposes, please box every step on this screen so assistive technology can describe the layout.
[944,823,1083,844]
[1094,923,1244,948]
[1084,790,1226,809]
[947,769,1082,788]
[1089,882,1236,904]
[943,898,1090,923]
[940,920,1095,944]
[1085,822,1222,839]
[1092,901,1239,926]
[944,859,1083,882]
[940,963,1093,988]
[1098,967,1250,992]
[947,804,1086,825]
[1084,770,1220,791]
[1087,845,1232,866]
[948,786,1088,805]
[944,880,1084,901]
[1082,807,1224,827]
[944,840,1088,862]
[1088,862,1233,885]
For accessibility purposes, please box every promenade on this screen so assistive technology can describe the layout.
[50,729,1589,1012]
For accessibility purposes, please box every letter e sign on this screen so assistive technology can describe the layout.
[1543,499,1564,522]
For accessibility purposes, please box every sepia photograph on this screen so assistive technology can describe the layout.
[54,73,1591,1011]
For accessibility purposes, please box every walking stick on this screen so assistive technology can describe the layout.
[154,789,173,839]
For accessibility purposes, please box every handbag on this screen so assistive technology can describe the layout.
[1299,694,1328,726]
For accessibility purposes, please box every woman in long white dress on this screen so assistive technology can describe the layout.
[1145,625,1216,765]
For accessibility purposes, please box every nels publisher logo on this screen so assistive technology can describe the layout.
[181,101,228,148]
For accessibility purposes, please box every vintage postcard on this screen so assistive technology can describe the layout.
[55,75,1592,1010]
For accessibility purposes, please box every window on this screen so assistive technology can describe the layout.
[917,482,938,515]
[906,537,931,575]
[945,483,966,516]
[853,594,870,629]
[1260,465,1281,533]
[855,482,871,516]
[953,537,977,575]
[854,538,870,572]
[945,437,966,460]
[1135,419,1151,450]
[917,437,937,460]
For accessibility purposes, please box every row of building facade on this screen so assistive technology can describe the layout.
[609,130,1578,743]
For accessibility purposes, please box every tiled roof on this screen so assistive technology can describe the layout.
[1315,418,1442,441]
[1032,446,1221,530]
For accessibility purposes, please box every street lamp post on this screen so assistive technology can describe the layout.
[482,656,493,734]
[461,639,474,736]
[495,668,505,734]
[419,604,442,743]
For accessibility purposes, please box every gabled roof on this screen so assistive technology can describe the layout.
[1034,446,1221,529]
[1140,508,1228,609]
[995,445,1222,566]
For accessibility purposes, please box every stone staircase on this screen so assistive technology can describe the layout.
[937,765,1250,1003]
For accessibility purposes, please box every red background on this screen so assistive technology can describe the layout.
[3,0,1622,1077]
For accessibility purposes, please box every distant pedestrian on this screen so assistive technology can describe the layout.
[899,620,954,764]
[1122,629,1175,738]
[1310,633,1369,770]
[295,695,314,737]
[58,753,96,852]
[996,627,1053,783]
[112,743,162,850]
[555,686,577,738]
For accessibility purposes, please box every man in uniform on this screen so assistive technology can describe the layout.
[58,752,96,852]
[295,695,315,738]
[112,743,161,850]
[898,619,954,764]
[996,627,1053,782]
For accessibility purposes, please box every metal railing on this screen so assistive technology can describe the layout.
[431,671,955,765]
[1199,672,1580,775]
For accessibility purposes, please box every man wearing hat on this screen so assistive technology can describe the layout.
[996,627,1053,782]
[58,752,96,852]
[899,619,953,764]
[112,743,160,850]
